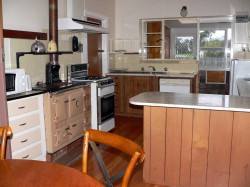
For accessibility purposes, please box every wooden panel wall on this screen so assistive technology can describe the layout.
[143,107,250,187]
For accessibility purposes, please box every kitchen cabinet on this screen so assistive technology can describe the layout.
[43,85,91,154]
[7,94,46,161]
[110,75,158,117]
[141,20,170,60]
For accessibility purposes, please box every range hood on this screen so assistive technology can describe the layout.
[58,17,109,34]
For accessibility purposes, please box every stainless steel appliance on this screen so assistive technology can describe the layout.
[68,64,115,132]
[229,59,250,95]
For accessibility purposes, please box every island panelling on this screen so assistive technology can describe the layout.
[130,92,250,187]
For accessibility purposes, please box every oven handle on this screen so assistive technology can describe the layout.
[98,92,115,99]
[98,83,115,89]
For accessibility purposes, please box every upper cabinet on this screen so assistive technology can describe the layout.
[141,18,198,60]
[141,20,164,59]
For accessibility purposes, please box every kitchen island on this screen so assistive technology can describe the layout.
[130,92,250,187]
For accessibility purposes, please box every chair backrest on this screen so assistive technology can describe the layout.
[82,129,145,187]
[0,126,12,160]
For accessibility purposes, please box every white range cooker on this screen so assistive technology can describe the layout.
[67,64,115,132]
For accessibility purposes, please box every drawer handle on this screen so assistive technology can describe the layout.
[64,100,69,103]
[22,155,29,159]
[71,98,76,101]
[18,106,25,109]
[21,139,28,143]
[72,124,77,127]
[76,100,80,107]
[19,123,27,126]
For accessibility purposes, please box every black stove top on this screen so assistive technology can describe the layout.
[71,76,109,82]
[32,81,88,92]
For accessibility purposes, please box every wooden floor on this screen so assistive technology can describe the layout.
[68,116,167,187]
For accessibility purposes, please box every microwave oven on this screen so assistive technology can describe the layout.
[5,68,27,95]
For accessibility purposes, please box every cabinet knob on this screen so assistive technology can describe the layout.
[76,100,80,107]
[54,116,59,122]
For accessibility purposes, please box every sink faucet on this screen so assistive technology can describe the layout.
[148,66,156,71]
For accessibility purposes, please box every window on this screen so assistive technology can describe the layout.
[199,22,232,69]
[175,36,194,59]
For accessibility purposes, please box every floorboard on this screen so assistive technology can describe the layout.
[64,116,167,187]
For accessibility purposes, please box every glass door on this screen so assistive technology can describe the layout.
[199,22,232,70]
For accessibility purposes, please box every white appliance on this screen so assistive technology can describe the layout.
[5,68,27,95]
[159,78,191,93]
[229,60,250,95]
[67,64,115,132]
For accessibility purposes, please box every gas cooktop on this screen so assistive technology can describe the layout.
[71,76,109,82]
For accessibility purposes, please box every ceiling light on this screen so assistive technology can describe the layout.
[180,6,188,17]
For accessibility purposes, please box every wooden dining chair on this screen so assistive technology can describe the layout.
[82,129,145,187]
[0,126,12,160]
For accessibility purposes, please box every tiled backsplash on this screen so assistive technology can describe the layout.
[4,32,86,86]
[109,53,199,73]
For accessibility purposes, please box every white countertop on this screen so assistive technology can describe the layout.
[237,78,250,97]
[129,92,250,112]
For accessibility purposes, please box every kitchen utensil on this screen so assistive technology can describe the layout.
[31,37,45,53]
[72,36,79,52]
[47,40,57,52]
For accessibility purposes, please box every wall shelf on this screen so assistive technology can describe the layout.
[16,51,73,68]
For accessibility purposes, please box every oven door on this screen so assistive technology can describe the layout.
[98,93,115,125]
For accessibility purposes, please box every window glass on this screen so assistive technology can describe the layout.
[175,36,194,59]
[199,22,232,69]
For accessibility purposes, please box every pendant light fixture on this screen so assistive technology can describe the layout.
[180,6,188,17]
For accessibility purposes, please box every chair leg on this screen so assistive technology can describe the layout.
[89,141,113,187]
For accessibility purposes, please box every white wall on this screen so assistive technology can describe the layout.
[114,0,250,39]
[85,0,115,39]
[2,0,49,32]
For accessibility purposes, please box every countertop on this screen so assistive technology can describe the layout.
[7,90,45,101]
[7,82,89,101]
[106,72,197,78]
[129,92,250,112]
[236,78,250,97]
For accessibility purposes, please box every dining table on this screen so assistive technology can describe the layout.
[0,159,104,187]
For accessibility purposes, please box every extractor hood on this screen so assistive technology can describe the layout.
[58,17,109,34]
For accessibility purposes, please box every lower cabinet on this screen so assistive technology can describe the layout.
[110,75,159,117]
[7,94,46,161]
[43,85,91,154]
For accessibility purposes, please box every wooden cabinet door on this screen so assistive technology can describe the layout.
[87,17,102,76]
[68,89,83,117]
[110,76,125,115]
[52,93,69,123]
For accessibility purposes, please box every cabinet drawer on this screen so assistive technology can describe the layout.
[8,96,38,117]
[11,128,41,151]
[70,118,83,139]
[12,143,42,160]
[9,113,40,134]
